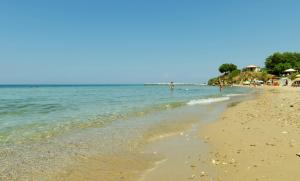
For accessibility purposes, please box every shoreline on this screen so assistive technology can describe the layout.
[201,87,300,180]
[46,99,228,181]
[49,93,248,181]
[0,86,253,180]
[138,93,253,181]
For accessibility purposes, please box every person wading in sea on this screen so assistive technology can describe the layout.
[169,81,175,90]
[218,78,223,92]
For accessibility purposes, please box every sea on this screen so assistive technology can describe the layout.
[0,84,251,180]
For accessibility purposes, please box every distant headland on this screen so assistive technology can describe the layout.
[208,52,300,87]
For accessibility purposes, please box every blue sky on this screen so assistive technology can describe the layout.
[1,0,300,84]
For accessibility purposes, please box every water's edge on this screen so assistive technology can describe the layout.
[0,85,253,180]
[51,92,255,181]
[139,92,257,181]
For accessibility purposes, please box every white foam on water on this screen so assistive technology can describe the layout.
[187,97,230,105]
[225,93,245,97]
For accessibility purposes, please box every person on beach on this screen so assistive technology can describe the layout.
[218,78,223,92]
[169,82,175,90]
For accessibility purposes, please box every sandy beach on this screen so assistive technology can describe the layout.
[2,86,300,181]
[202,87,300,180]
[2,1,300,180]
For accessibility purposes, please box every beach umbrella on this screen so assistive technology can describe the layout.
[294,78,300,81]
[295,74,300,78]
[243,81,250,85]
[292,78,300,84]
[284,68,296,73]
[292,78,300,87]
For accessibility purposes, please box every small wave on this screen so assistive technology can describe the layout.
[187,97,230,105]
[225,93,245,97]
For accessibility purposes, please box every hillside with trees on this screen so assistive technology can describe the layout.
[208,52,300,86]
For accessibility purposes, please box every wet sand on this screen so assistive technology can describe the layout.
[48,104,223,181]
[141,123,214,181]
[139,98,245,181]
[202,87,300,180]
[49,100,237,181]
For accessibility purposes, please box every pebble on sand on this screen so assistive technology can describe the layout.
[200,171,206,176]
[188,174,196,179]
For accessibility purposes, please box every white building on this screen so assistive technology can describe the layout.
[244,65,261,72]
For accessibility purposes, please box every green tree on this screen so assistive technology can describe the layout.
[273,63,292,75]
[208,77,219,85]
[265,52,300,75]
[228,69,241,79]
[219,63,237,74]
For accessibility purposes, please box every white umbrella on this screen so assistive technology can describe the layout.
[284,68,296,73]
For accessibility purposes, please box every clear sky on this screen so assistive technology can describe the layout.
[1,0,300,84]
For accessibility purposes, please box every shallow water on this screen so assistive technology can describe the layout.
[0,85,251,180]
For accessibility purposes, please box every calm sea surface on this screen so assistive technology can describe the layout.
[0,85,251,180]
[0,84,249,144]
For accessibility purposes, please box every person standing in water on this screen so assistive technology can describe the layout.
[218,78,223,92]
[169,81,175,90]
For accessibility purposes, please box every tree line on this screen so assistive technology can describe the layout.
[208,52,300,85]
[265,52,300,75]
[217,52,300,76]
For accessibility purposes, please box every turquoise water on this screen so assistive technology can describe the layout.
[0,85,249,144]
[0,85,252,180]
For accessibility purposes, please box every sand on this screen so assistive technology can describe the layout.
[139,98,238,181]
[141,123,213,181]
[202,87,300,180]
